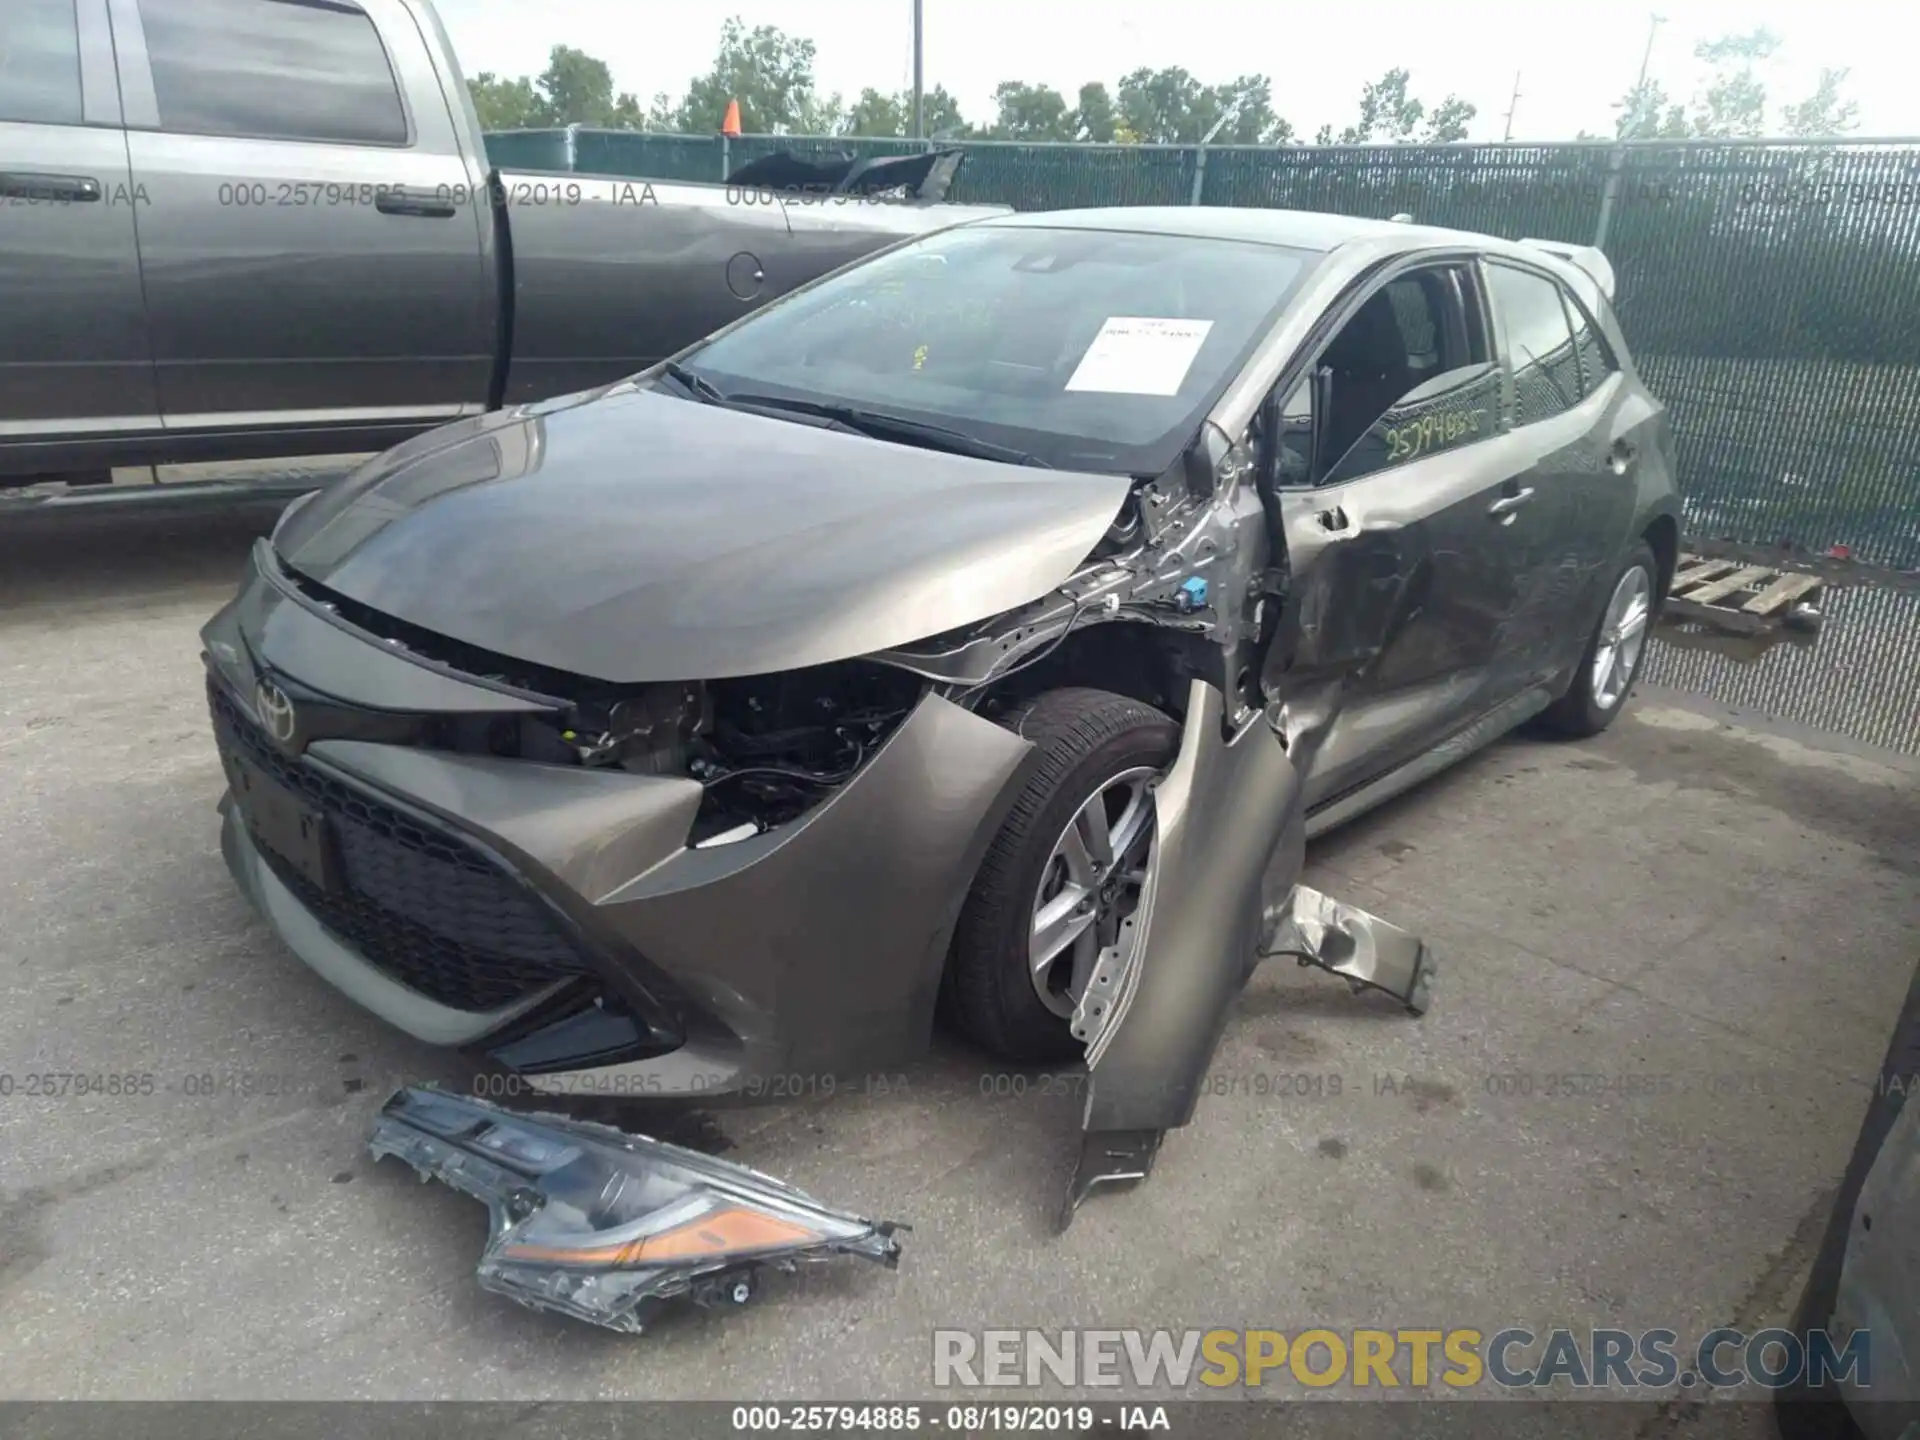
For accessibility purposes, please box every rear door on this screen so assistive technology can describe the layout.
[1259,258,1522,811]
[108,0,493,434]
[1481,257,1638,685]
[0,0,157,464]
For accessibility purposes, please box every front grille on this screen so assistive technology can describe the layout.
[209,678,593,1012]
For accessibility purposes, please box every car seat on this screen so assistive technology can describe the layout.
[1320,292,1413,468]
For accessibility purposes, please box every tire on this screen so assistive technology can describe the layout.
[943,687,1179,1064]
[1538,540,1659,738]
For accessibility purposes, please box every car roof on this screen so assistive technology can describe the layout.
[975,206,1613,309]
[978,204,1598,272]
[978,205,1483,252]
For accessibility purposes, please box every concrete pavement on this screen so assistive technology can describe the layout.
[2,507,1915,1405]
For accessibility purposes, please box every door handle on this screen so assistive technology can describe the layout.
[375,190,457,218]
[1487,487,1535,518]
[1316,504,1351,533]
[0,171,101,202]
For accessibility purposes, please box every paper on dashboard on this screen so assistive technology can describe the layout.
[1064,317,1215,397]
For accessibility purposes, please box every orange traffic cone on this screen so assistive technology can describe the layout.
[721,98,742,137]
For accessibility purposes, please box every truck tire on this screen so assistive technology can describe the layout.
[943,688,1179,1063]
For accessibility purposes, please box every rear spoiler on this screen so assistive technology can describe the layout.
[723,148,967,203]
[1517,238,1616,304]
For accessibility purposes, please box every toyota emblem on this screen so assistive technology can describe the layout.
[254,680,298,746]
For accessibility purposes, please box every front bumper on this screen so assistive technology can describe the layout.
[205,549,1034,1094]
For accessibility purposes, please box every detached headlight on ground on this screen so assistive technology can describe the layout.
[369,1087,905,1334]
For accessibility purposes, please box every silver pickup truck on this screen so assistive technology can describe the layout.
[0,0,1004,485]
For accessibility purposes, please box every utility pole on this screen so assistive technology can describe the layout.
[910,0,925,139]
[1630,13,1666,130]
[1501,72,1521,142]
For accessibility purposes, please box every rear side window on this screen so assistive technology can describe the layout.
[0,0,83,125]
[1486,262,1583,426]
[1566,295,1618,397]
[136,0,408,145]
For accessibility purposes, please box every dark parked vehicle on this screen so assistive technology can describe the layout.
[201,206,1681,1213]
[0,0,1000,485]
[1775,958,1920,1440]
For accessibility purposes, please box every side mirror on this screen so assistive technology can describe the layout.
[1309,365,1335,483]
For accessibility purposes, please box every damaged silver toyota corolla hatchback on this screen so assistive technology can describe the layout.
[203,207,1680,1220]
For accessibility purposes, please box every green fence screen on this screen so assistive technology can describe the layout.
[487,130,1920,570]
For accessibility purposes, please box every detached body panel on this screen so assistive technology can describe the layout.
[369,1086,903,1333]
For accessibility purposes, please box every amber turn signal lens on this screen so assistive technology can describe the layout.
[502,1205,821,1267]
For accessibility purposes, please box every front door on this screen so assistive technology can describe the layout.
[0,0,157,469]
[1258,260,1534,811]
[109,0,492,435]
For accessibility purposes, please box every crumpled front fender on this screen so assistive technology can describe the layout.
[1065,679,1304,1226]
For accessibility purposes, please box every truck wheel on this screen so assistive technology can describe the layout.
[944,688,1178,1063]
[1538,541,1658,738]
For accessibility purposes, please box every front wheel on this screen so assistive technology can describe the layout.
[1538,541,1658,738]
[942,688,1178,1063]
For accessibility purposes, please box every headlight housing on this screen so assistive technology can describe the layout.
[370,1087,904,1333]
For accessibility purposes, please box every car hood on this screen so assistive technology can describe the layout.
[272,385,1131,685]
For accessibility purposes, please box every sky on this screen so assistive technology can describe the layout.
[434,0,1919,142]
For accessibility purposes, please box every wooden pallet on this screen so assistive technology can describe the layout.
[1665,553,1825,636]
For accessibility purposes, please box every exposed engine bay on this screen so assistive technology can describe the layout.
[555,662,926,842]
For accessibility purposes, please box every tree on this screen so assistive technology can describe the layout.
[1316,67,1472,144]
[1116,66,1210,143]
[1421,95,1476,143]
[1690,28,1778,138]
[536,46,633,127]
[836,84,969,138]
[1603,30,1861,140]
[921,86,972,139]
[845,87,908,137]
[1112,67,1293,144]
[463,46,643,130]
[645,91,680,132]
[987,81,1074,140]
[797,91,848,135]
[669,18,824,134]
[1779,67,1860,138]
[1211,75,1294,144]
[468,72,543,131]
[1069,82,1117,142]
[1612,78,1692,140]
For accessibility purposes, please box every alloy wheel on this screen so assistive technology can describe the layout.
[1028,767,1158,1019]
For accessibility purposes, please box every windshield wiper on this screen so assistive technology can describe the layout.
[722,393,1053,469]
[659,360,729,405]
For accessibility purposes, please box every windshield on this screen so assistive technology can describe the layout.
[674,223,1321,475]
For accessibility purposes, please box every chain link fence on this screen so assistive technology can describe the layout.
[487,128,1920,572]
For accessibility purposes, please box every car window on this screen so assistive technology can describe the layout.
[1566,293,1618,398]
[1385,277,1441,368]
[681,225,1320,477]
[0,0,83,125]
[1254,374,1316,489]
[1299,263,1496,487]
[1322,362,1504,486]
[1486,262,1584,425]
[136,0,408,145]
